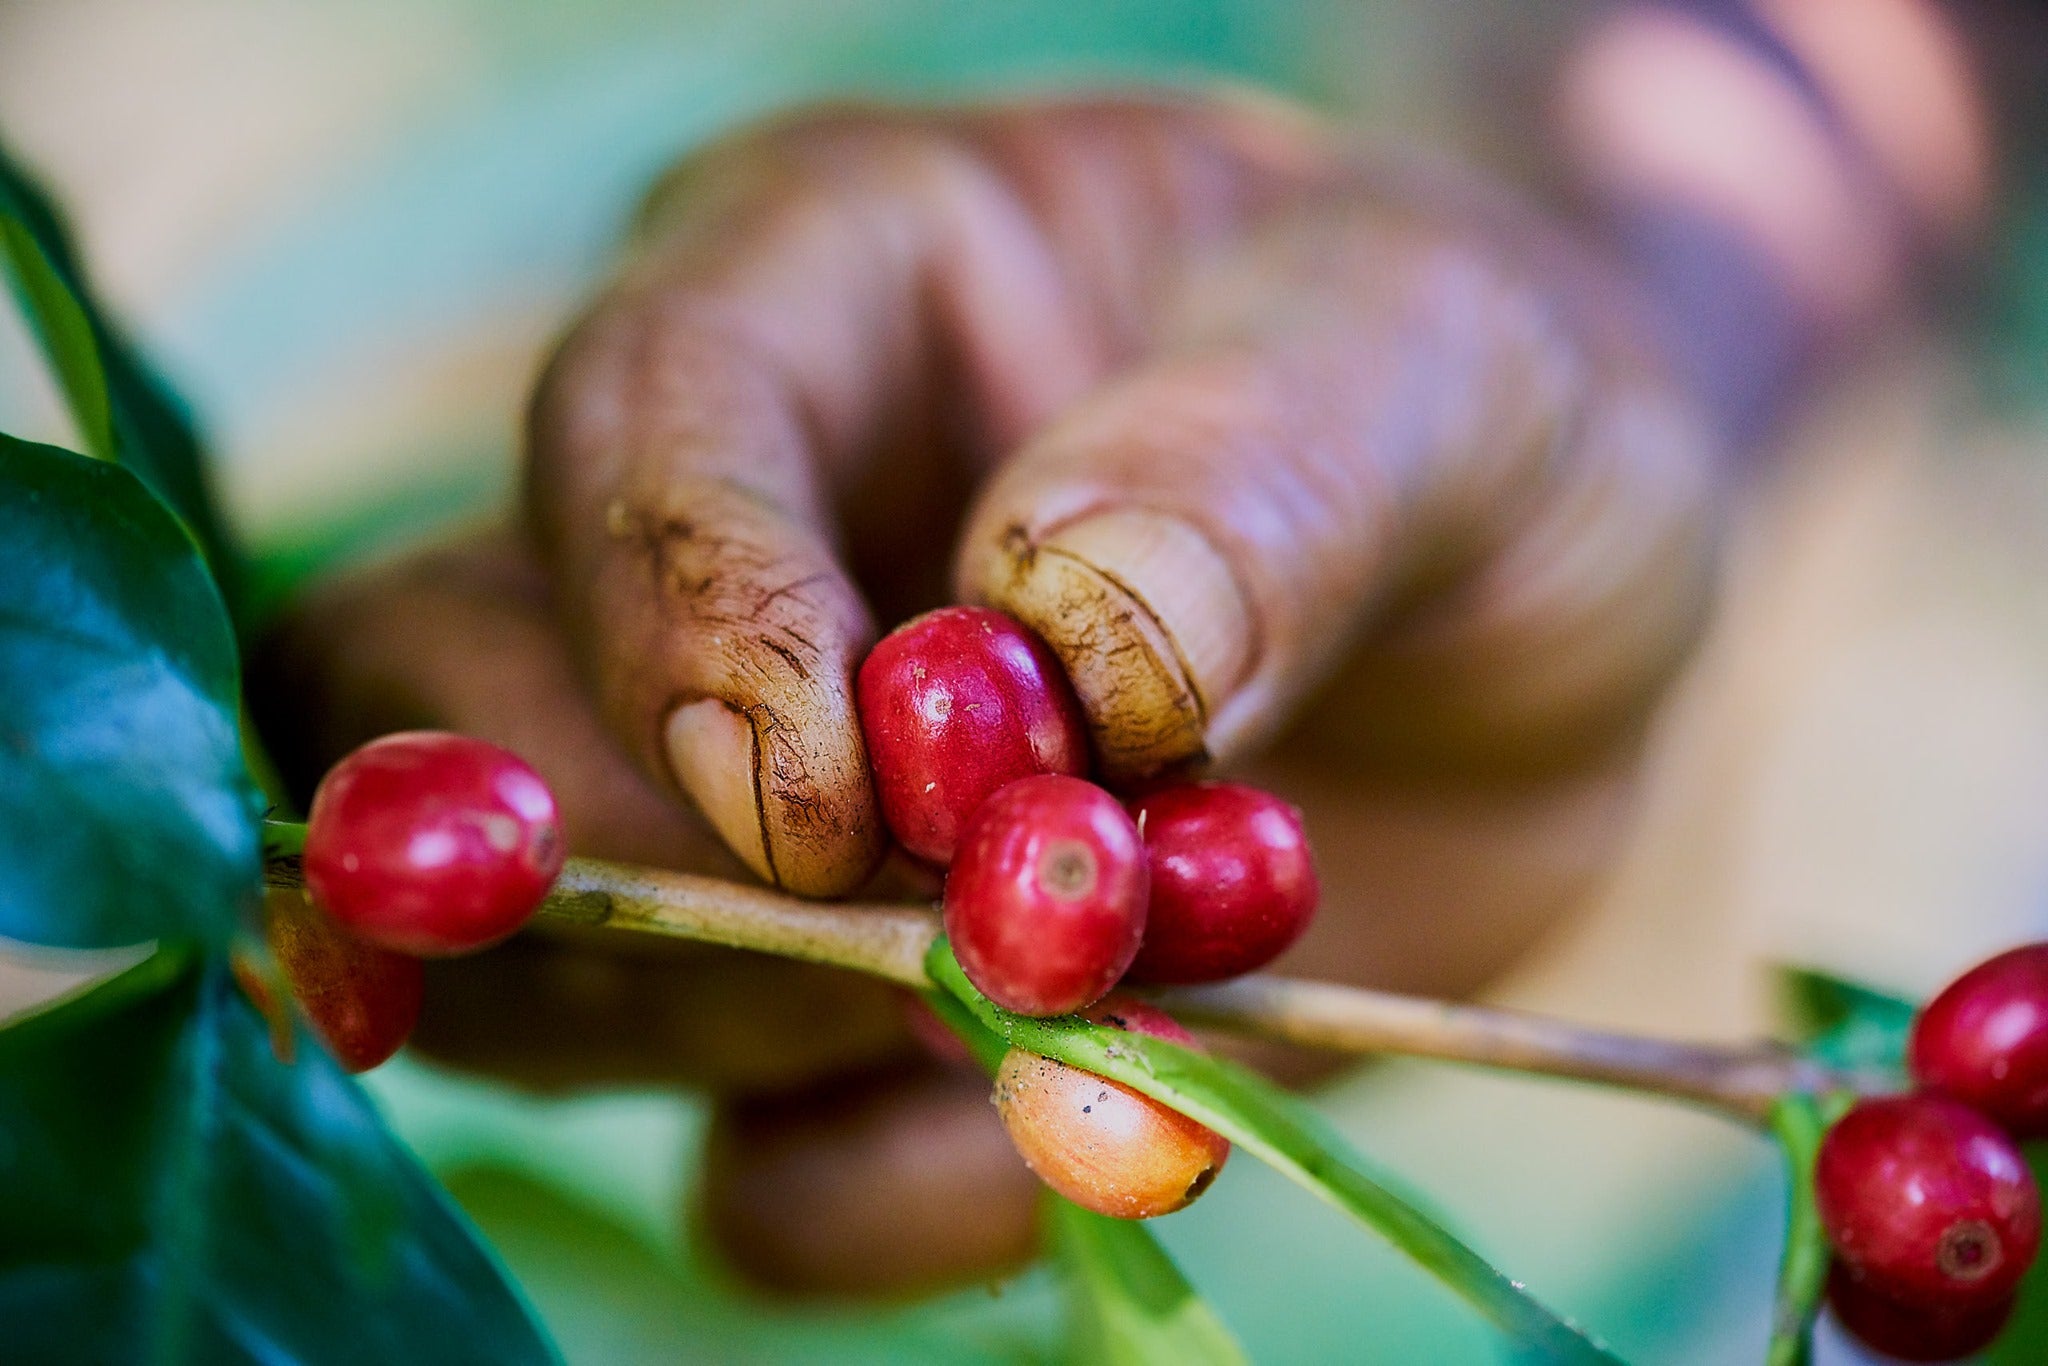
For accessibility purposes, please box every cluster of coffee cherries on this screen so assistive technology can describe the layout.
[259,731,567,1070]
[1817,944,2048,1360]
[859,606,1320,1220]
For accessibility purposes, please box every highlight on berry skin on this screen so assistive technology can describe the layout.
[302,730,566,957]
[858,606,1090,866]
[1123,780,1320,985]
[1910,943,2048,1139]
[943,774,1149,1018]
[1815,1093,2041,1313]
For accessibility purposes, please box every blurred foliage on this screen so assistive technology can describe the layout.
[0,953,557,1364]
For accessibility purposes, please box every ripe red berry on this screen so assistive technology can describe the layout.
[995,996,1229,1219]
[265,891,423,1072]
[1826,1262,2015,1362]
[858,606,1089,865]
[1815,1094,2041,1310]
[1123,782,1318,984]
[1911,944,2048,1138]
[304,731,564,956]
[944,774,1147,1016]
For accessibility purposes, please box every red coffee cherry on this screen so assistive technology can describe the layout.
[858,606,1089,865]
[304,731,565,956]
[1124,782,1319,984]
[1826,1262,2014,1362]
[1815,1094,2041,1310]
[995,996,1229,1219]
[265,891,423,1072]
[944,775,1147,1016]
[1911,944,2048,1138]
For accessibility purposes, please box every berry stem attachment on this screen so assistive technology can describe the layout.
[260,820,1867,1122]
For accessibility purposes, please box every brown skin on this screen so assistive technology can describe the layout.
[255,91,1717,1295]
[697,1063,1044,1299]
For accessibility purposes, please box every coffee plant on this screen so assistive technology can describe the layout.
[5,132,2048,1364]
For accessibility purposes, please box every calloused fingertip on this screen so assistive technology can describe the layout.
[970,506,1256,781]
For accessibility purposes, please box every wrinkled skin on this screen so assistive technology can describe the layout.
[254,91,1718,1296]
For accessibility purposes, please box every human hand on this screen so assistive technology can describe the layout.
[256,89,1717,1296]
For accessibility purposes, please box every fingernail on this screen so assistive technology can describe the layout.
[667,698,774,884]
[988,509,1253,779]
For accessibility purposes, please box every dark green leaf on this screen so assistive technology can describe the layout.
[1050,1198,1246,1366]
[0,434,260,948]
[0,953,559,1365]
[926,941,1621,1365]
[1774,966,1915,1074]
[0,138,242,604]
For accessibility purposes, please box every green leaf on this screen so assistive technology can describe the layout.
[0,138,242,602]
[926,941,1621,1365]
[0,952,560,1365]
[1050,1198,1247,1366]
[0,217,114,460]
[1774,966,1915,1073]
[0,434,260,949]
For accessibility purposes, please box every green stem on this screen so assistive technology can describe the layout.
[262,818,306,860]
[259,819,1870,1124]
[1764,1091,1851,1366]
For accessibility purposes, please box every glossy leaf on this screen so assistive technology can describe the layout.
[0,952,559,1365]
[1775,966,1914,1074]
[926,941,1621,1365]
[1051,1199,1247,1366]
[0,138,241,600]
[0,434,260,948]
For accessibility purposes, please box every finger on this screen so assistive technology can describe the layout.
[250,525,733,871]
[409,932,914,1093]
[958,165,1718,780]
[526,95,1329,888]
[695,1063,1041,1298]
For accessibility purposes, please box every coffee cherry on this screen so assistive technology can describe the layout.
[858,606,1088,865]
[994,997,1229,1219]
[265,891,423,1072]
[1815,1094,2041,1310]
[1124,782,1318,984]
[1911,944,2048,1138]
[304,731,564,956]
[1826,1262,2014,1362]
[944,774,1147,1016]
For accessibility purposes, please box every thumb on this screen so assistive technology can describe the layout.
[957,210,1715,780]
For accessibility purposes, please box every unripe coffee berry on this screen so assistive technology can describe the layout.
[304,731,564,956]
[994,997,1229,1219]
[1826,1262,2014,1362]
[265,891,423,1072]
[858,606,1089,865]
[1124,782,1318,984]
[944,774,1147,1016]
[1815,1094,2041,1310]
[1911,944,2048,1138]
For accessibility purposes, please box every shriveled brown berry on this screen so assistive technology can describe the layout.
[264,890,422,1073]
[993,997,1228,1220]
